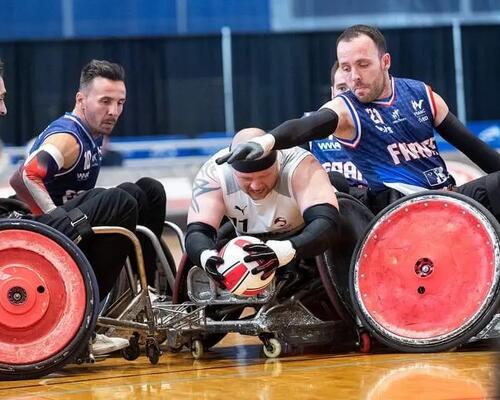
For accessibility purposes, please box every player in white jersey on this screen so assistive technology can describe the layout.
[185,127,340,288]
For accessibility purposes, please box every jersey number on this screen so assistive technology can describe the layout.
[230,217,248,232]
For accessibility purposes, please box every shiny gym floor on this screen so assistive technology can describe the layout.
[0,334,498,400]
[2,237,499,399]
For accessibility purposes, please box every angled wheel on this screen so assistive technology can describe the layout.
[350,191,500,352]
[0,219,99,380]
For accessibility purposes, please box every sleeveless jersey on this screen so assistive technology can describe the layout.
[334,77,453,194]
[29,113,103,205]
[214,147,309,240]
[308,135,367,186]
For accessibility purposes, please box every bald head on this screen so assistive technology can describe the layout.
[231,127,266,148]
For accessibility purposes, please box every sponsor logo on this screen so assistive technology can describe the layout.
[411,98,428,122]
[423,166,449,186]
[391,108,406,124]
[316,140,342,151]
[77,171,90,181]
[411,99,424,111]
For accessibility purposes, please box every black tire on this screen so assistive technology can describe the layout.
[320,192,375,320]
[349,191,500,352]
[0,219,99,380]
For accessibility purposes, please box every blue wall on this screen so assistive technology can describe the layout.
[0,0,270,40]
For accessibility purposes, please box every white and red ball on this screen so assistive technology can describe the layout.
[218,236,275,297]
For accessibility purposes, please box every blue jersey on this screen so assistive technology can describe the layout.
[335,77,453,194]
[30,113,103,205]
[309,135,367,187]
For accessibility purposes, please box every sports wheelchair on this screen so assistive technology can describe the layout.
[1,191,499,380]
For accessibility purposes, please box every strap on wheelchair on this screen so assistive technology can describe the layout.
[49,207,93,244]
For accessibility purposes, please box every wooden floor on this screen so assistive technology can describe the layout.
[1,334,498,400]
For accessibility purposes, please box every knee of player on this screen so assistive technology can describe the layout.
[135,177,166,204]
[105,187,139,226]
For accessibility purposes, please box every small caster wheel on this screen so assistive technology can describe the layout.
[191,339,204,359]
[122,333,141,361]
[358,332,371,353]
[146,340,161,365]
[262,338,282,358]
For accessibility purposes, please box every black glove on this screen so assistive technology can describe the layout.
[243,243,280,280]
[200,250,227,289]
[215,142,264,165]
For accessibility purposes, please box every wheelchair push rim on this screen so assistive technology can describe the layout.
[350,191,500,351]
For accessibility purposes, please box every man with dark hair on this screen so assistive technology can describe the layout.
[306,60,366,192]
[219,24,500,216]
[10,59,167,285]
[0,58,135,355]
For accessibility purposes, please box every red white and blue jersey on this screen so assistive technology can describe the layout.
[308,135,367,187]
[29,113,103,205]
[333,77,453,194]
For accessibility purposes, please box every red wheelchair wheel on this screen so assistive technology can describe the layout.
[350,191,500,352]
[0,220,98,379]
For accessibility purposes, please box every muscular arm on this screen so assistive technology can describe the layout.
[186,157,226,266]
[433,91,500,173]
[288,155,340,259]
[9,133,80,214]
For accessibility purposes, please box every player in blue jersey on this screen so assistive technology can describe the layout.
[218,24,500,217]
[0,58,138,354]
[9,60,167,285]
[306,61,367,194]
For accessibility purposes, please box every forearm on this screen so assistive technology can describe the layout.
[289,203,340,259]
[268,109,339,150]
[185,222,218,267]
[436,112,500,173]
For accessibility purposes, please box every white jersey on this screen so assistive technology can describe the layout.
[214,147,310,240]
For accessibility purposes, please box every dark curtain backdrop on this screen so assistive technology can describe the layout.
[232,26,456,131]
[0,35,224,145]
[0,25,488,146]
[461,25,500,121]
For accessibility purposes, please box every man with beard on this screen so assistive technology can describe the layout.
[218,24,500,217]
[10,59,167,286]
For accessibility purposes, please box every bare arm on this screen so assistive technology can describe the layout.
[291,155,339,213]
[187,157,226,229]
[9,133,80,214]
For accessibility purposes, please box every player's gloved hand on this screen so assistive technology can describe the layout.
[215,134,276,164]
[200,249,227,289]
[244,240,296,280]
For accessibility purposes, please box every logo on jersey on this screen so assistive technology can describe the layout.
[316,140,342,151]
[391,109,406,124]
[387,138,438,165]
[234,205,247,215]
[77,171,90,181]
[423,166,449,186]
[411,98,429,123]
[273,217,287,227]
[411,99,424,111]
